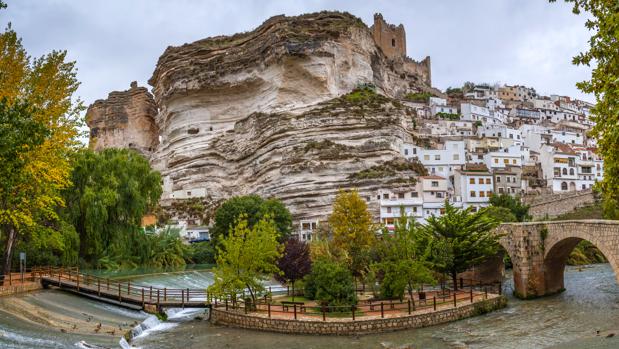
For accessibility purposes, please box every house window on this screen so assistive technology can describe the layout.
[377,195,380,200]
[512,159,517,164]
[561,182,568,190]
[453,154,460,160]
[504,159,509,164]
[499,187,504,193]
[386,207,392,213]
[486,178,491,184]
[431,181,439,187]
[436,192,444,198]
[487,191,492,197]
[186,191,192,196]
[383,193,389,199]
[470,191,476,197]
[435,155,441,160]
[494,159,499,164]
[478,178,484,184]
[302,223,311,230]
[404,149,409,156]
[562,168,568,176]
[391,38,396,47]
[470,178,475,184]
[398,193,405,199]
[506,177,511,183]
[480,191,485,197]
[411,192,418,197]
[569,168,575,176]
[424,155,430,161]
[413,207,418,212]
[496,177,501,183]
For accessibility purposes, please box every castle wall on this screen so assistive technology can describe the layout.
[371,13,406,60]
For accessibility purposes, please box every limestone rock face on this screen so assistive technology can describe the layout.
[89,11,437,223]
[154,91,425,221]
[86,82,159,155]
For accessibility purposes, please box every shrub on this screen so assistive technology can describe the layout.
[304,259,356,307]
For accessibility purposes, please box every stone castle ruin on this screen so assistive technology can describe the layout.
[371,13,432,86]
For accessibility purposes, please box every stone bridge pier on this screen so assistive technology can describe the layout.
[493,220,619,298]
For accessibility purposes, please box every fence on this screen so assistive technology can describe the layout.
[210,277,503,321]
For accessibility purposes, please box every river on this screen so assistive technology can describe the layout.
[0,264,617,348]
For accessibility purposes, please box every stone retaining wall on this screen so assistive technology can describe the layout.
[210,296,507,335]
[0,282,43,297]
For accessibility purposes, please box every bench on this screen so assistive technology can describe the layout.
[281,301,306,313]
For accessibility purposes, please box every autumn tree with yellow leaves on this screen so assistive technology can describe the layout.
[327,189,376,278]
[0,6,83,279]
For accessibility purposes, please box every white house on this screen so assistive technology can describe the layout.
[402,140,466,179]
[454,164,494,211]
[461,103,491,123]
[539,143,579,192]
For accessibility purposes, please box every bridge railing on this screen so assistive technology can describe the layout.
[34,266,210,308]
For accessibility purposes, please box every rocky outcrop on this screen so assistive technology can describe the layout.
[86,82,159,155]
[88,11,439,223]
[155,89,424,221]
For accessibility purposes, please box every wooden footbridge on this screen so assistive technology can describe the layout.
[33,267,211,312]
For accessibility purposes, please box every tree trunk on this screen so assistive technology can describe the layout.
[291,280,295,302]
[0,225,17,286]
[451,270,458,291]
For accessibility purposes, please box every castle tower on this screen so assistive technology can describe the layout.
[371,13,406,59]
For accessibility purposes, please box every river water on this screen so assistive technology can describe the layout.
[0,264,617,348]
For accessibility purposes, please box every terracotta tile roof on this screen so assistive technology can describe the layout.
[420,175,446,180]
[552,142,577,155]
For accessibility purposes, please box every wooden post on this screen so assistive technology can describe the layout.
[97,279,101,296]
[293,304,297,320]
[157,289,160,307]
[412,296,416,311]
[186,288,190,303]
[433,296,436,311]
[118,285,122,303]
[453,291,457,307]
[225,299,228,311]
[322,307,326,321]
[352,305,355,321]
[107,278,110,291]
[408,300,411,314]
[164,288,167,301]
[287,285,290,296]
[127,281,131,295]
[182,290,185,309]
[484,287,488,299]
[76,273,79,292]
[499,280,502,295]
[142,288,145,308]
[470,286,473,303]
[268,302,271,318]
[149,286,153,301]
[380,302,384,318]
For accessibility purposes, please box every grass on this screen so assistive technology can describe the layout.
[275,296,311,303]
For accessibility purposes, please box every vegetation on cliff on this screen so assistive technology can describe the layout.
[349,159,428,183]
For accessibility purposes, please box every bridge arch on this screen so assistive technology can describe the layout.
[497,220,619,298]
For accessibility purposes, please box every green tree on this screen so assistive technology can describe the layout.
[61,149,162,267]
[328,189,375,278]
[211,195,292,245]
[0,18,82,278]
[423,202,501,290]
[489,194,530,222]
[208,215,282,304]
[275,238,312,301]
[484,205,518,223]
[373,212,435,300]
[304,259,356,307]
[550,0,619,217]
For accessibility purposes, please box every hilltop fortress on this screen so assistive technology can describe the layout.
[86,11,438,225]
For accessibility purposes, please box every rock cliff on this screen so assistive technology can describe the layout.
[88,11,438,223]
[86,82,159,155]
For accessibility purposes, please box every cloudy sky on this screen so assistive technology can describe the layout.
[1,0,594,106]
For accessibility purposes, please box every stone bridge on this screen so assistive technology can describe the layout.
[491,220,619,298]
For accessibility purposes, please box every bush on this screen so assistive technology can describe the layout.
[304,259,356,307]
[188,241,216,264]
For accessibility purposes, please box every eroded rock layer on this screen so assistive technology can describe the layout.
[155,91,424,221]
